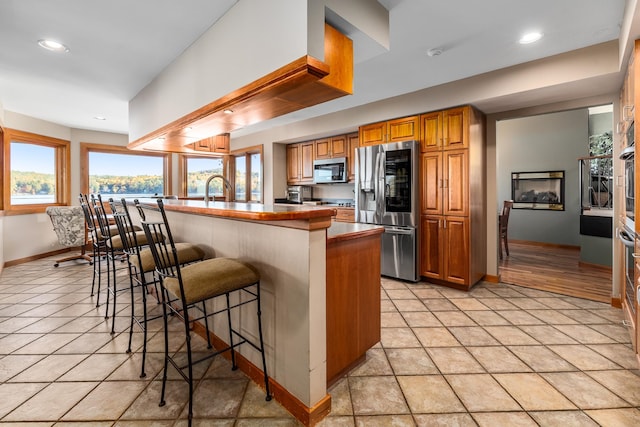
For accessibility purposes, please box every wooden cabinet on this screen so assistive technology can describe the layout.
[287,132,357,184]
[419,105,485,290]
[420,215,469,286]
[326,229,382,385]
[333,207,355,223]
[420,150,468,217]
[420,107,468,152]
[286,141,314,184]
[192,133,230,153]
[348,132,359,182]
[316,135,347,160]
[359,115,419,146]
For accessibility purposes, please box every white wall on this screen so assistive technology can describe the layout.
[2,112,128,263]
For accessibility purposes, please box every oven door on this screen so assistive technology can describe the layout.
[619,226,637,316]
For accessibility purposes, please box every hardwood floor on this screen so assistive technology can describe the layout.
[498,241,612,303]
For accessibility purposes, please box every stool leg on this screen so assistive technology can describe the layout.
[159,283,170,408]
[201,302,212,349]
[256,283,272,400]
[184,304,195,425]
[110,252,118,334]
[104,252,111,319]
[138,272,149,378]
[226,293,237,370]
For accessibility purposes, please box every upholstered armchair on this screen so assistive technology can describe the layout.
[46,206,92,267]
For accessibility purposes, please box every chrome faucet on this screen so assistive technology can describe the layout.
[205,174,232,202]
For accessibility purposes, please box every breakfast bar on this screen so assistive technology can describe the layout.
[133,198,383,425]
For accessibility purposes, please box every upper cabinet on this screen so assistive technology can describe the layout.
[420,107,468,152]
[190,133,230,153]
[359,116,420,146]
[286,132,359,185]
[287,141,315,185]
[347,133,359,182]
[315,135,347,160]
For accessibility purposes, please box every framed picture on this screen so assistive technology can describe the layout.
[511,170,565,210]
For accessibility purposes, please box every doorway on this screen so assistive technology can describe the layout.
[496,106,613,303]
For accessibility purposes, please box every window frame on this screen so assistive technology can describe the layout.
[231,144,263,203]
[178,153,228,199]
[80,142,172,198]
[2,128,71,215]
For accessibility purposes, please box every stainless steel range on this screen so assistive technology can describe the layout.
[355,140,419,282]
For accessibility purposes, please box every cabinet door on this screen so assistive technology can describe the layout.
[315,138,331,159]
[443,217,469,285]
[286,143,301,184]
[420,111,442,152]
[442,107,468,150]
[194,137,211,152]
[211,133,230,153]
[300,141,315,183]
[443,149,469,216]
[420,215,444,279]
[331,135,347,157]
[388,116,419,142]
[420,151,442,215]
[347,132,359,182]
[359,121,387,146]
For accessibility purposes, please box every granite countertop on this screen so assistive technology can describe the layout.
[135,198,336,222]
[327,221,384,242]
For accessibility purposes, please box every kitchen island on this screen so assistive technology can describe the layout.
[133,198,382,425]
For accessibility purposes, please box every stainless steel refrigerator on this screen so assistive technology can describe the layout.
[355,140,419,282]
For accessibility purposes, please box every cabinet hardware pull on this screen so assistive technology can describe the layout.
[632,252,640,259]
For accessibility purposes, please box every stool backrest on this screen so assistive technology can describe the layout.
[134,199,183,284]
[79,193,100,243]
[108,198,139,256]
[91,194,113,243]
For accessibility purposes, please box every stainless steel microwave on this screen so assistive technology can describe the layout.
[313,157,347,184]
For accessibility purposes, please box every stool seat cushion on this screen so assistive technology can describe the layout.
[132,243,205,273]
[99,224,141,240]
[164,258,259,305]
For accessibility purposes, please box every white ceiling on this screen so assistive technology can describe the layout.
[0,0,629,136]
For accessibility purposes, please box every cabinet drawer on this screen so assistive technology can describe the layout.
[334,208,355,222]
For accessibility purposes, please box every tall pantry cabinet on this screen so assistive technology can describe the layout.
[419,105,486,290]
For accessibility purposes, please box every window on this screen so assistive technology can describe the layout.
[180,155,225,198]
[2,128,70,213]
[232,145,263,203]
[80,143,171,198]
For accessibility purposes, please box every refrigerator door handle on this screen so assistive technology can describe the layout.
[386,227,413,235]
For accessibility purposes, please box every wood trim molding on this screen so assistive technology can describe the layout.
[611,297,622,308]
[509,239,580,250]
[483,274,500,283]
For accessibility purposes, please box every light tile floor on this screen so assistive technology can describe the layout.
[0,257,639,426]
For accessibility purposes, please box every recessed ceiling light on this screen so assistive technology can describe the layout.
[37,39,70,53]
[93,116,106,121]
[519,32,543,44]
[426,48,443,57]
[223,109,234,114]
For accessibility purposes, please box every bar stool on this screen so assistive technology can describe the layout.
[135,198,271,426]
[79,194,107,306]
[108,197,205,378]
[92,194,141,334]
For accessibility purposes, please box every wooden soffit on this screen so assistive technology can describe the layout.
[128,24,353,153]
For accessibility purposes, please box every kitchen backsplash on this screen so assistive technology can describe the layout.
[311,183,355,200]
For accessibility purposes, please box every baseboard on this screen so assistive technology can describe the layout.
[191,321,331,426]
[611,297,622,309]
[578,261,613,272]
[509,239,580,250]
[3,248,74,268]
[483,274,500,283]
